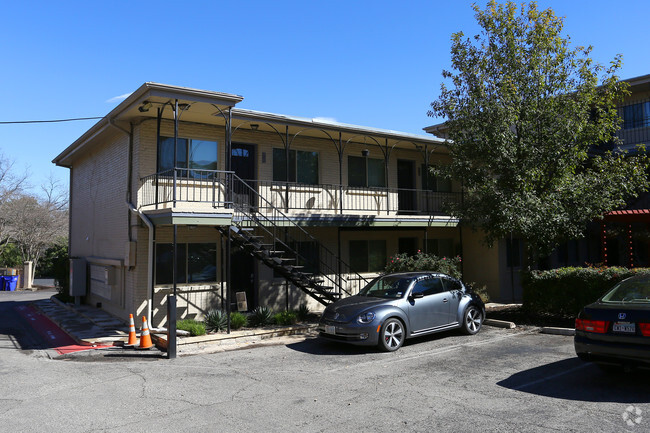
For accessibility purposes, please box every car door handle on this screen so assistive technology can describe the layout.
[443,298,448,303]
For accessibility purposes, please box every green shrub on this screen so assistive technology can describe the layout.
[273,310,298,326]
[523,266,650,316]
[177,319,206,336]
[384,251,462,279]
[467,282,490,304]
[204,309,228,332]
[249,306,274,327]
[230,311,248,329]
[296,304,310,322]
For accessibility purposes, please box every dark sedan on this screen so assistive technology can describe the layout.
[318,272,485,351]
[575,274,650,371]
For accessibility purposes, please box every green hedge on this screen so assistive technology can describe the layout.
[522,267,650,316]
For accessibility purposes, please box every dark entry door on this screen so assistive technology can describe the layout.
[230,249,256,311]
[397,159,416,214]
[231,143,256,207]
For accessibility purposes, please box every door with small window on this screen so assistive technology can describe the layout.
[232,143,256,207]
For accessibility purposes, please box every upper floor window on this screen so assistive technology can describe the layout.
[422,165,451,192]
[273,148,319,185]
[158,137,218,173]
[348,156,386,188]
[621,102,650,130]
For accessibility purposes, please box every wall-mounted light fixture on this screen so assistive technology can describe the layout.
[138,101,152,112]
[250,124,259,131]
[361,149,370,157]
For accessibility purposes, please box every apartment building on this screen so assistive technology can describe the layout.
[53,82,499,326]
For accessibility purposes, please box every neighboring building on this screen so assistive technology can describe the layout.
[53,82,501,327]
[424,74,650,300]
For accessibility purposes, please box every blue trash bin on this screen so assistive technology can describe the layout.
[5,276,18,291]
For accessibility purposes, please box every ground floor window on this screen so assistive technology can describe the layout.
[155,242,217,284]
[427,238,454,258]
[349,240,387,272]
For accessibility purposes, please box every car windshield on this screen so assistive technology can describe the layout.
[601,276,650,304]
[359,275,414,299]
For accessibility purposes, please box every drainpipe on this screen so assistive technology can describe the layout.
[128,203,154,322]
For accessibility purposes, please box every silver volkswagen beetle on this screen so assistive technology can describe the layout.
[318,272,485,351]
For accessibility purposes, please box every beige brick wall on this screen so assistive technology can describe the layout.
[69,128,131,319]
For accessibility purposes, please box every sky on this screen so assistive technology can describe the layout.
[1,0,648,195]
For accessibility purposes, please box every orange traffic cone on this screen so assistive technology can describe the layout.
[136,316,154,350]
[124,314,138,347]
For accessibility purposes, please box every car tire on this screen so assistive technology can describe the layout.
[378,318,405,352]
[461,305,483,335]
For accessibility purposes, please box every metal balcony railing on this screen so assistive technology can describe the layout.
[139,169,460,215]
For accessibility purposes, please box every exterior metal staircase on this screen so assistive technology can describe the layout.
[219,174,369,306]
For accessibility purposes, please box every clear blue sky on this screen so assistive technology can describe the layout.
[1,0,648,194]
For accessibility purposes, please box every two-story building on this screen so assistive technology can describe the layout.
[54,82,505,326]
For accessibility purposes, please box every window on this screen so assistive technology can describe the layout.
[273,148,319,184]
[155,243,216,285]
[621,102,650,129]
[442,277,462,292]
[349,240,387,272]
[427,239,454,257]
[291,241,319,274]
[348,156,386,187]
[398,237,418,256]
[422,165,451,192]
[411,278,444,297]
[158,137,218,174]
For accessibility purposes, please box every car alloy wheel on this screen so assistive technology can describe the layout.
[378,318,405,352]
[462,305,483,335]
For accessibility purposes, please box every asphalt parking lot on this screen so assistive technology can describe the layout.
[3,310,649,432]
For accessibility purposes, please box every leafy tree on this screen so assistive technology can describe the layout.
[0,154,27,259]
[429,1,649,261]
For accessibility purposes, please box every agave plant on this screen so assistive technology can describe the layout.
[249,306,274,327]
[204,309,228,332]
[296,304,310,322]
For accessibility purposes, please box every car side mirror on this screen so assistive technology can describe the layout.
[410,292,424,299]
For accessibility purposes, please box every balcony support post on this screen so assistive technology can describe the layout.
[173,99,179,207]
[155,106,165,210]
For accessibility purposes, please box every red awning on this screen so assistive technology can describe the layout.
[603,209,650,223]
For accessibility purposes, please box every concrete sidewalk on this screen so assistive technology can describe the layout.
[31,296,318,355]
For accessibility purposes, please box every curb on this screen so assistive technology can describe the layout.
[484,318,516,329]
[540,327,575,336]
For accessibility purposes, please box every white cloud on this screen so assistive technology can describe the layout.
[106,93,132,103]
[312,117,338,124]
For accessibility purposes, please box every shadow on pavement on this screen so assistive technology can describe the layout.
[498,357,650,403]
[285,329,457,355]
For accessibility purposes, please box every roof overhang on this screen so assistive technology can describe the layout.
[53,82,243,167]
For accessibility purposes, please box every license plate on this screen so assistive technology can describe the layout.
[613,322,635,333]
[325,325,336,335]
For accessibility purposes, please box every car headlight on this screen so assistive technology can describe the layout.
[357,311,376,324]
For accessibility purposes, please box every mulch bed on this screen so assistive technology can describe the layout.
[486,305,575,328]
